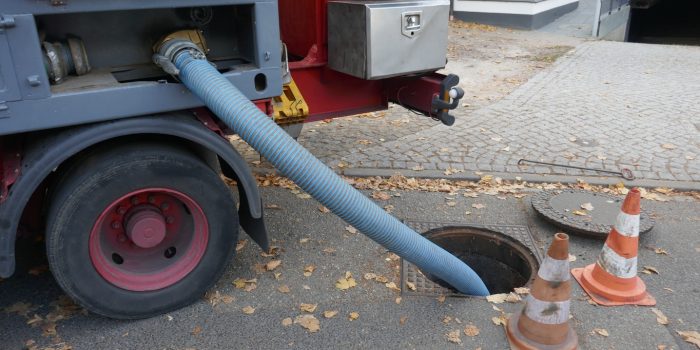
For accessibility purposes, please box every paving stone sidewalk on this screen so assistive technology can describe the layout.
[341,41,700,182]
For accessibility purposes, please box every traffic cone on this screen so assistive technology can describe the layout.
[571,188,655,306]
[506,233,578,350]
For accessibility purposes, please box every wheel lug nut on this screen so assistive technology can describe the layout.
[161,202,170,210]
[148,195,156,204]
[131,196,139,205]
[116,206,127,215]
[118,234,127,243]
[111,221,122,229]
[166,216,175,224]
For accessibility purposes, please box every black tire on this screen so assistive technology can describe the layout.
[46,141,238,319]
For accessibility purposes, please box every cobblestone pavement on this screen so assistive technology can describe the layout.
[339,41,700,182]
[233,24,583,173]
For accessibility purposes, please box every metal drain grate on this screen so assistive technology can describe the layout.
[400,221,543,298]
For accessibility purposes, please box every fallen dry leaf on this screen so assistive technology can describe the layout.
[651,308,669,325]
[191,325,202,336]
[235,239,248,252]
[514,287,530,295]
[204,290,234,306]
[299,238,310,244]
[654,248,669,255]
[660,144,677,150]
[406,282,417,291]
[677,331,700,349]
[383,204,394,213]
[486,294,508,304]
[472,203,485,209]
[400,316,408,325]
[318,206,330,213]
[300,303,318,313]
[371,191,391,201]
[335,274,357,290]
[323,310,338,319]
[345,226,358,234]
[363,273,377,280]
[572,210,588,216]
[437,295,446,303]
[593,328,609,337]
[282,317,293,326]
[349,312,359,321]
[569,254,577,262]
[26,314,43,327]
[642,266,660,275]
[395,297,402,304]
[242,306,256,315]
[581,202,594,211]
[491,315,507,326]
[505,293,522,303]
[385,282,401,292]
[278,285,290,293]
[443,316,452,324]
[4,301,33,316]
[42,322,57,337]
[265,260,282,271]
[265,204,281,209]
[303,265,316,277]
[374,275,389,283]
[295,314,320,333]
[260,246,281,257]
[446,330,462,344]
[464,324,480,337]
[297,193,312,199]
[28,265,49,276]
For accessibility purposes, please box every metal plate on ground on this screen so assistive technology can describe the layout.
[531,189,655,239]
[400,222,542,298]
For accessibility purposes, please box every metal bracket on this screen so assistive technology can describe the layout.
[50,0,67,6]
[0,16,15,30]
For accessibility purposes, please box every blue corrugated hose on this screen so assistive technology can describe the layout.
[171,50,489,296]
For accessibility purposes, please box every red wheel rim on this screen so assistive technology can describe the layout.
[89,188,209,291]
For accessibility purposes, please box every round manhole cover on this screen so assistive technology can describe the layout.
[421,226,539,294]
[531,189,655,239]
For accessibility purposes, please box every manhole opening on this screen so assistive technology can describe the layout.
[422,226,539,295]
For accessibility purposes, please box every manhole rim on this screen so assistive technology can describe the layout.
[400,221,542,299]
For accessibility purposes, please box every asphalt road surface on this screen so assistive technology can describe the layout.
[1,187,699,349]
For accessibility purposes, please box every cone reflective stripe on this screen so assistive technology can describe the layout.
[506,233,578,350]
[571,188,656,306]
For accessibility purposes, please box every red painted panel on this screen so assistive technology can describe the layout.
[278,0,327,61]
[291,65,387,122]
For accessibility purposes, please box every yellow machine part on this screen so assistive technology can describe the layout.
[272,78,309,125]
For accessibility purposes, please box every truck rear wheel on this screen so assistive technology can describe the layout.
[46,142,239,319]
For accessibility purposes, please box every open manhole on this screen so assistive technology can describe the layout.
[401,222,541,297]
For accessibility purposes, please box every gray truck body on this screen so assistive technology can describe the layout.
[0,0,282,136]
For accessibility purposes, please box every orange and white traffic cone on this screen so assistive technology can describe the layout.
[571,188,655,306]
[506,233,578,350]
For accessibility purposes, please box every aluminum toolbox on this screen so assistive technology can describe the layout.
[328,0,450,80]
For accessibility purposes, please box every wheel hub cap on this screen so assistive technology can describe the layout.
[126,209,167,248]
